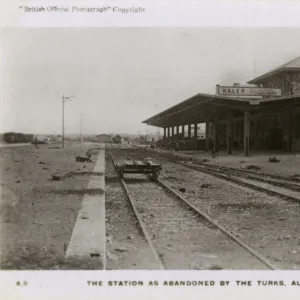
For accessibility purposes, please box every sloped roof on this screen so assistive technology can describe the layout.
[142,93,251,127]
[248,56,300,84]
[96,134,112,138]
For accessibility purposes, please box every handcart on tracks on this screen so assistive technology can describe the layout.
[115,158,162,180]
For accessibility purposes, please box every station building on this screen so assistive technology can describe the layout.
[142,56,300,156]
[96,134,113,143]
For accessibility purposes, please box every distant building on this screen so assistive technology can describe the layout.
[96,134,113,143]
[112,134,122,144]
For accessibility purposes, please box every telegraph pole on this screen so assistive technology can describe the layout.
[62,95,65,148]
[62,95,74,148]
[80,111,83,143]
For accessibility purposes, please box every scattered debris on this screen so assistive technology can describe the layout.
[42,167,49,170]
[166,175,178,180]
[291,250,297,255]
[90,253,100,257]
[38,161,46,165]
[273,257,282,262]
[179,188,186,193]
[245,165,261,170]
[51,171,72,181]
[52,174,61,181]
[86,149,92,158]
[240,160,246,164]
[115,247,129,253]
[269,156,280,163]
[277,235,292,241]
[127,235,133,240]
[163,246,175,252]
[75,156,92,163]
[208,265,223,270]
[200,183,212,189]
[283,235,292,240]
[106,236,113,244]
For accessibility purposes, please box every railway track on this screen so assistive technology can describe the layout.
[140,149,300,203]
[174,161,300,203]
[109,148,276,270]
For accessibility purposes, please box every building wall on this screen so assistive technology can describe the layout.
[292,107,300,151]
[215,107,300,152]
[250,70,300,151]
[258,70,300,97]
[96,135,112,143]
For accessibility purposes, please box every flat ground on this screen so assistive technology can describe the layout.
[0,142,103,270]
[2,142,300,270]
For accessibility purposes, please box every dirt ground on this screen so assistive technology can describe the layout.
[0,142,102,270]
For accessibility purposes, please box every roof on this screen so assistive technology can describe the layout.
[96,134,112,137]
[142,93,251,127]
[143,93,300,127]
[248,55,300,84]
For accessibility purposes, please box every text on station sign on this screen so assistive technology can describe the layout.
[217,86,282,97]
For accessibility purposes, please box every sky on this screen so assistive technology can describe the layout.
[0,28,300,136]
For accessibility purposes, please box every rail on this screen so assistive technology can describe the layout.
[110,147,276,270]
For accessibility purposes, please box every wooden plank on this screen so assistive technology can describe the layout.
[51,171,72,181]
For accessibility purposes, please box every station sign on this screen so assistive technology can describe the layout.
[216,85,282,97]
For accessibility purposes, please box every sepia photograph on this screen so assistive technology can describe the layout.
[1,27,300,272]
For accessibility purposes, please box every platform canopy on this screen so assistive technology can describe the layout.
[142,93,300,128]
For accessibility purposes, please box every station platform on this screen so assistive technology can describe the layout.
[65,148,105,268]
[152,148,300,178]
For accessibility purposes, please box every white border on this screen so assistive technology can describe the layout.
[1,1,300,299]
[0,0,300,27]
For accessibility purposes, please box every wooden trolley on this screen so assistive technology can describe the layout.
[115,159,162,180]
